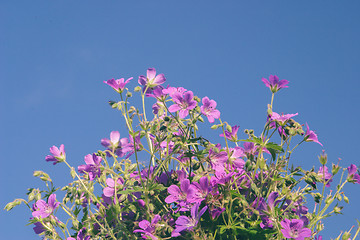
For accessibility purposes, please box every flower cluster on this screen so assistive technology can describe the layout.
[5,68,360,240]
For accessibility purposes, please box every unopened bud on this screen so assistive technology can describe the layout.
[126,92,132,98]
[134,86,141,92]
[211,125,219,130]
[319,152,328,165]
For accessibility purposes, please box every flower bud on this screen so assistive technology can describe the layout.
[343,195,349,204]
[164,116,170,122]
[342,231,351,240]
[126,92,132,98]
[319,152,328,165]
[134,86,141,92]
[332,163,341,175]
[212,124,220,130]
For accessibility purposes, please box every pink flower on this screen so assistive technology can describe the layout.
[200,97,220,123]
[168,91,197,118]
[138,68,166,88]
[45,144,66,165]
[262,75,289,93]
[32,194,60,219]
[104,77,132,93]
[305,123,323,146]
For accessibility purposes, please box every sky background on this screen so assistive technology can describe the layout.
[1,1,360,239]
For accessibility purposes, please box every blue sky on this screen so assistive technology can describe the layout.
[1,1,360,239]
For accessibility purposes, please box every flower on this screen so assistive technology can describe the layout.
[317,166,333,187]
[67,228,90,240]
[168,91,197,118]
[280,218,311,240]
[262,75,289,93]
[200,97,220,123]
[304,123,323,146]
[138,68,166,89]
[171,203,208,237]
[270,112,298,126]
[101,131,131,157]
[78,153,103,180]
[165,179,196,205]
[347,164,360,184]
[104,77,132,93]
[32,194,60,218]
[103,177,124,197]
[133,215,161,240]
[33,222,47,234]
[219,125,240,141]
[45,144,66,165]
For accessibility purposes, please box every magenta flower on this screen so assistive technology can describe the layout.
[318,166,333,187]
[305,123,323,146]
[104,77,132,93]
[280,218,311,240]
[165,179,195,205]
[45,144,66,165]
[171,203,208,237]
[103,177,124,197]
[33,222,47,234]
[262,75,289,93]
[270,112,298,126]
[78,153,103,180]
[220,125,240,141]
[347,164,360,184]
[101,131,131,157]
[133,215,161,240]
[168,91,197,118]
[67,228,90,240]
[200,97,220,123]
[138,68,166,89]
[32,194,60,219]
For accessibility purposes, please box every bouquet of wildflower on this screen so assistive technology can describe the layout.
[5,68,360,240]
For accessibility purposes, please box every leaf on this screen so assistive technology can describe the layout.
[265,142,284,152]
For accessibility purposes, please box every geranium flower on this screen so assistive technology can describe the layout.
[280,218,311,240]
[219,125,240,141]
[347,164,360,184]
[78,153,103,180]
[304,123,323,146]
[104,77,132,93]
[133,215,161,240]
[168,91,197,118]
[171,203,208,237]
[200,97,220,123]
[317,166,333,187]
[270,112,298,126]
[32,194,60,219]
[138,68,166,89]
[45,144,66,165]
[262,75,289,93]
[103,177,124,197]
[67,228,90,240]
[101,131,131,157]
[165,179,196,205]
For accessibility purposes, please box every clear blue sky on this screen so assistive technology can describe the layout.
[1,1,359,239]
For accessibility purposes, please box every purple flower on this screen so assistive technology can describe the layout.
[189,176,211,203]
[45,144,66,165]
[104,77,132,93]
[168,91,197,118]
[347,164,360,184]
[103,177,124,197]
[318,166,333,187]
[101,131,131,157]
[138,68,166,89]
[67,228,90,240]
[200,97,220,123]
[270,112,298,126]
[280,218,311,240]
[78,153,103,180]
[262,75,289,93]
[133,215,161,240]
[305,123,323,146]
[165,179,195,205]
[219,125,240,141]
[32,194,60,218]
[171,203,208,237]
[33,222,46,234]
